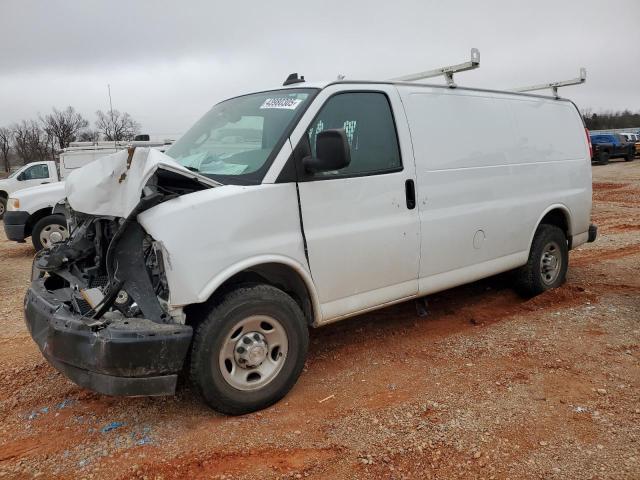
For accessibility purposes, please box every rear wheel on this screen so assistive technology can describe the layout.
[515,224,568,296]
[190,284,309,415]
[597,151,609,165]
[32,215,68,251]
[625,151,634,162]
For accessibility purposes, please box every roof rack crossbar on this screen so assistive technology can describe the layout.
[390,48,480,88]
[511,68,586,98]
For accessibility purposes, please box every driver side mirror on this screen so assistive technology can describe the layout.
[16,172,25,181]
[303,129,351,174]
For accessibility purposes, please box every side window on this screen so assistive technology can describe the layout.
[307,92,401,176]
[22,164,49,180]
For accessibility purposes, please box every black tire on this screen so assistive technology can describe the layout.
[31,214,68,251]
[625,151,634,162]
[190,284,309,415]
[597,151,609,165]
[0,197,6,220]
[515,224,568,297]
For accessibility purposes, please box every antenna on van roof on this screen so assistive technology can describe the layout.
[390,48,480,88]
[511,68,586,99]
[283,73,305,86]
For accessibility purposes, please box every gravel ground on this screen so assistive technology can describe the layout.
[0,160,638,479]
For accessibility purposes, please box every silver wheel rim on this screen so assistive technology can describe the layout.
[218,315,288,391]
[0,202,5,216]
[540,240,562,285]
[39,223,68,249]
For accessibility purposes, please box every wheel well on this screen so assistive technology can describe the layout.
[539,208,570,245]
[24,208,55,238]
[0,191,8,200]
[185,263,315,327]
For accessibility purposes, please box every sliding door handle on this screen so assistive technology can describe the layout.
[405,179,416,210]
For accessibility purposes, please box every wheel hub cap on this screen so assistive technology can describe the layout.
[219,315,289,391]
[40,224,68,248]
[235,332,268,368]
[49,231,64,243]
[540,241,561,285]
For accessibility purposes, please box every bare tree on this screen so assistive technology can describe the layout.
[95,109,140,141]
[41,106,89,149]
[582,108,640,130]
[12,120,51,164]
[77,129,101,142]
[0,127,12,172]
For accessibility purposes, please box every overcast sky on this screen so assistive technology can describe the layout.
[1,0,639,138]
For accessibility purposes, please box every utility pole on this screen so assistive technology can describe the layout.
[108,84,116,147]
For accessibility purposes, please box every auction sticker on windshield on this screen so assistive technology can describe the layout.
[260,98,303,110]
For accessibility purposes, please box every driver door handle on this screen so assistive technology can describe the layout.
[405,179,416,210]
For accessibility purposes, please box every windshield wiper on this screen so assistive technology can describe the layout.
[184,166,200,173]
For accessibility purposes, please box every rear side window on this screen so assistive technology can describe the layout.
[307,92,401,177]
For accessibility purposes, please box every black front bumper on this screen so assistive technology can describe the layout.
[3,210,30,242]
[25,278,193,396]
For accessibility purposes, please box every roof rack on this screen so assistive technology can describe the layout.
[511,68,586,99]
[390,48,480,88]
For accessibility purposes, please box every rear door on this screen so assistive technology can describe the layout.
[294,85,420,321]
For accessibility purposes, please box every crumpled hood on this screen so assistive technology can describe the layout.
[65,147,219,217]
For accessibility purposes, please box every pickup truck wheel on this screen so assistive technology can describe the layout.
[597,151,609,165]
[190,284,309,415]
[515,224,568,297]
[625,152,634,162]
[0,198,6,219]
[32,215,69,251]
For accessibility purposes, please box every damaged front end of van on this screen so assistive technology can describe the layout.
[24,148,218,396]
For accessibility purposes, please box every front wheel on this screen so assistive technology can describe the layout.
[190,284,309,415]
[625,151,634,162]
[32,215,69,251]
[515,224,568,296]
[0,197,6,220]
[597,151,609,165]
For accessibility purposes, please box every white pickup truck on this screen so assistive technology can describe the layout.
[0,161,59,218]
[4,141,171,250]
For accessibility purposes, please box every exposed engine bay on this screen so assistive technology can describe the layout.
[34,165,212,329]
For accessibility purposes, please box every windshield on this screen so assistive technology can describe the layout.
[165,88,316,184]
[7,167,22,178]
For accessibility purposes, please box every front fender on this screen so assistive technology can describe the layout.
[10,182,65,213]
[196,254,322,325]
[137,182,314,313]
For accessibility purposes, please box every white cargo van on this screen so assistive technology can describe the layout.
[25,79,596,415]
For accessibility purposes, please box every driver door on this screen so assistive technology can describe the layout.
[295,87,420,322]
[18,163,51,189]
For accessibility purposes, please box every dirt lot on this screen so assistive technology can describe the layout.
[0,161,638,480]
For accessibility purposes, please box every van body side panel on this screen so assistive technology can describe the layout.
[397,86,590,294]
[137,183,309,307]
